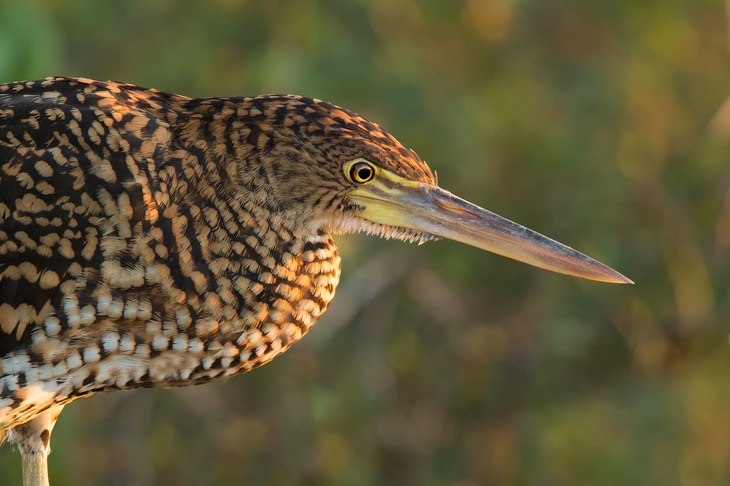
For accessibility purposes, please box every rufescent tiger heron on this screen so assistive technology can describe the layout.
[0,77,631,485]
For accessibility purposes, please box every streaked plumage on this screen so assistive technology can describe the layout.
[0,77,629,484]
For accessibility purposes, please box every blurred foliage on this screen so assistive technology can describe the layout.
[1,0,729,484]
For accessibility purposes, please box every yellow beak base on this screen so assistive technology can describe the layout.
[347,169,632,284]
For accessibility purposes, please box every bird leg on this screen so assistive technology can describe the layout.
[8,405,64,486]
[22,450,49,486]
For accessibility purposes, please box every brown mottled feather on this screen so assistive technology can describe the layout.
[0,77,435,434]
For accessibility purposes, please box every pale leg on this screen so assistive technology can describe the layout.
[8,405,65,486]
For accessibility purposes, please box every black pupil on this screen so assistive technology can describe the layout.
[355,165,371,181]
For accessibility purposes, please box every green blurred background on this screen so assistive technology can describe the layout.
[1,0,729,484]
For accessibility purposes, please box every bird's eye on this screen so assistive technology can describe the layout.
[348,161,376,184]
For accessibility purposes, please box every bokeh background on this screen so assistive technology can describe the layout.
[1,0,729,484]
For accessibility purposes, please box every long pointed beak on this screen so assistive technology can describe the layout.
[347,170,632,284]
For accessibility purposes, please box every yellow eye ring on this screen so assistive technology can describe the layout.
[348,160,375,183]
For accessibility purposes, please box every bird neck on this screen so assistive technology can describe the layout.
[203,229,342,377]
[151,141,342,381]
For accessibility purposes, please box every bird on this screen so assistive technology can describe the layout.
[0,76,631,485]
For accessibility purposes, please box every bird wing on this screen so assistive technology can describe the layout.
[0,78,174,354]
